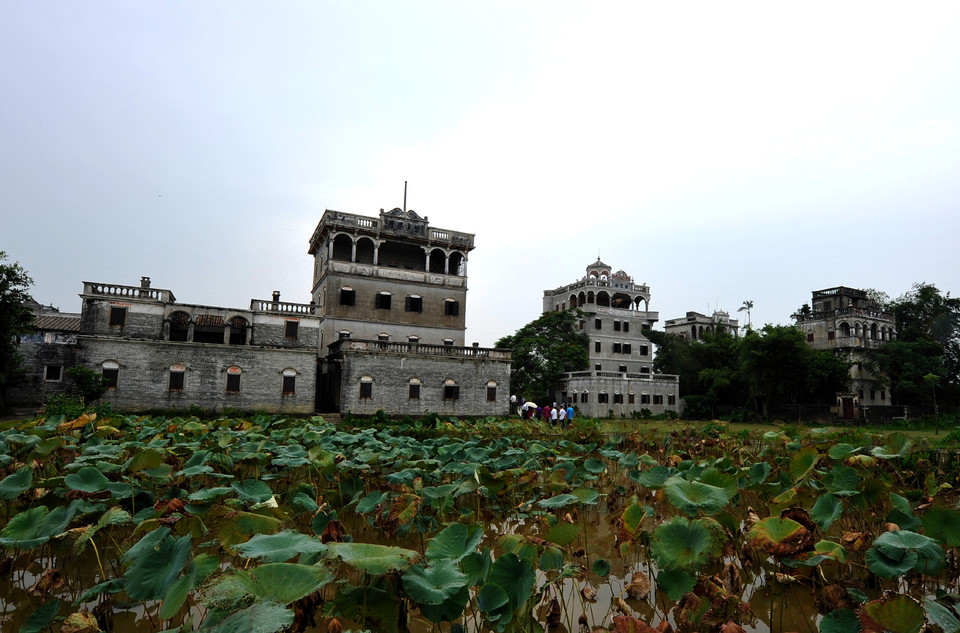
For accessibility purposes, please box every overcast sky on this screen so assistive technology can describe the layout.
[3,2,959,346]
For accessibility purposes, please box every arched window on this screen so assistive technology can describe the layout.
[870,323,878,339]
[486,380,498,402]
[449,251,465,276]
[281,368,297,395]
[359,375,373,399]
[408,377,421,400]
[429,248,447,274]
[169,311,190,342]
[839,322,851,337]
[443,379,459,401]
[355,237,375,264]
[226,366,242,393]
[169,363,185,391]
[102,360,120,389]
[332,234,353,261]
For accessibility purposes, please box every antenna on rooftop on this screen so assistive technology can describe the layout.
[403,181,407,212]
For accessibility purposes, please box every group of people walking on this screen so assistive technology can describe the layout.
[511,395,574,427]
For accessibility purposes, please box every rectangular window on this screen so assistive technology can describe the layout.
[405,296,423,312]
[807,332,815,342]
[102,368,119,389]
[880,390,886,401]
[408,335,419,344]
[623,343,632,354]
[870,389,875,400]
[640,366,650,373]
[614,321,621,332]
[581,393,589,403]
[628,393,635,404]
[828,331,836,340]
[668,395,676,405]
[109,306,127,327]
[340,288,355,306]
[594,341,601,353]
[613,342,622,353]
[44,365,62,381]
[285,320,299,339]
[444,300,460,316]
[359,382,372,399]
[226,374,241,393]
[409,384,420,399]
[653,395,663,405]
[641,394,650,404]
[623,321,630,332]
[594,318,601,330]
[571,393,578,403]
[375,293,392,310]
[444,385,460,400]
[282,375,296,395]
[594,363,602,371]
[487,386,497,402]
[639,345,648,355]
[169,371,184,391]
[619,364,627,373]
[598,393,609,404]
[613,393,623,404]
[378,333,389,342]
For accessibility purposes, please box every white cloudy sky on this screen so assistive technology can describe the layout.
[3,2,959,346]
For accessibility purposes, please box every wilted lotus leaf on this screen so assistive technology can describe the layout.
[860,594,924,633]
[60,610,99,633]
[748,517,813,559]
[611,614,659,633]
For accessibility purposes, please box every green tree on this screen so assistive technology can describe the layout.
[0,252,35,411]
[496,310,589,403]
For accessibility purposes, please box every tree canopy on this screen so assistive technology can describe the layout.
[496,309,589,403]
[0,252,34,411]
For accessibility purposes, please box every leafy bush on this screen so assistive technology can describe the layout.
[65,366,106,402]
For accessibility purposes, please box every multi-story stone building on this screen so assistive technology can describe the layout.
[5,300,80,406]
[664,310,739,340]
[309,208,510,416]
[13,206,510,417]
[542,260,679,417]
[795,286,896,418]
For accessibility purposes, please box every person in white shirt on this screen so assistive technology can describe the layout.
[557,406,567,427]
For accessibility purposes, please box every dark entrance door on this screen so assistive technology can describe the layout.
[841,397,855,420]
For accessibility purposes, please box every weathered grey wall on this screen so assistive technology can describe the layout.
[333,351,510,417]
[78,337,318,414]
[5,334,78,407]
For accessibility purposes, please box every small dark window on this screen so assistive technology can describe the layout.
[282,375,296,395]
[623,343,632,354]
[409,383,421,399]
[639,345,648,355]
[623,321,630,332]
[194,314,225,344]
[103,368,119,389]
[594,319,601,330]
[226,374,241,392]
[628,393,635,404]
[598,393,609,404]
[44,365,62,381]
[285,320,299,339]
[668,395,676,405]
[807,332,815,342]
[169,371,184,391]
[340,288,355,306]
[653,395,663,405]
[443,339,454,346]
[229,317,248,345]
[828,331,836,340]
[594,341,601,353]
[640,366,650,373]
[109,306,127,327]
[378,333,389,342]
[594,363,602,371]
[444,384,460,400]
[619,364,627,373]
[487,385,497,402]
[613,342,622,354]
[405,296,423,312]
[870,389,875,400]
[581,393,589,403]
[170,312,190,341]
[338,331,351,340]
[614,321,621,332]
[880,390,886,400]
[360,381,372,399]
[572,393,578,403]
[375,293,392,310]
[641,394,650,404]
[408,335,419,344]
[613,393,623,404]
[444,300,460,316]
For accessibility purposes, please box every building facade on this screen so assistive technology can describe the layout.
[542,260,679,417]
[5,300,80,407]
[309,208,510,416]
[795,286,896,418]
[664,310,739,340]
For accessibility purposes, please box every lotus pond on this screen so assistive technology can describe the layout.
[1,413,960,633]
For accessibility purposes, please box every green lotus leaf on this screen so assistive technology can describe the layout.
[64,466,109,493]
[188,487,234,502]
[419,585,470,624]
[820,609,861,633]
[231,479,273,503]
[76,506,133,553]
[126,448,164,473]
[865,545,918,578]
[871,432,911,460]
[235,530,327,563]
[663,476,730,516]
[402,559,468,606]
[592,558,611,577]
[570,488,600,505]
[824,466,861,496]
[583,458,606,474]
[790,446,820,482]
[862,595,924,633]
[488,552,535,608]
[218,511,282,548]
[656,568,696,602]
[748,517,810,559]
[123,528,192,601]
[700,467,738,499]
[922,508,960,547]
[828,443,860,461]
[0,502,81,549]
[425,523,483,562]
[870,530,944,575]
[200,599,294,633]
[924,598,960,633]
[619,453,640,468]
[748,461,771,486]
[814,539,847,562]
[326,542,418,575]
[538,493,579,508]
[651,516,724,570]
[545,522,581,547]
[231,563,335,604]
[636,465,674,489]
[19,599,61,633]
[539,547,565,571]
[477,581,513,625]
[810,493,843,531]
[355,490,389,514]
[461,549,492,587]
[886,509,921,532]
[0,465,32,500]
